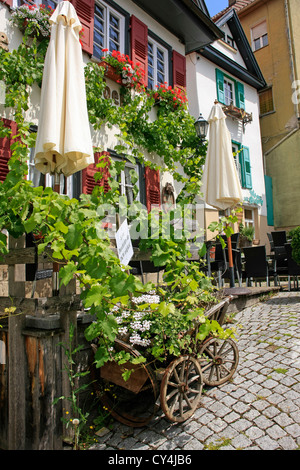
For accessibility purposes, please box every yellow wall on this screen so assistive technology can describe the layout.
[238,0,300,230]
[239,0,296,154]
[266,128,300,229]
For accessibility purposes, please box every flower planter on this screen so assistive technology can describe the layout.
[99,61,121,84]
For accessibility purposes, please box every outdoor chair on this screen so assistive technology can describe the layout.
[271,230,287,247]
[223,247,243,287]
[273,246,288,283]
[284,243,300,290]
[243,245,277,287]
[267,233,274,253]
[199,241,227,288]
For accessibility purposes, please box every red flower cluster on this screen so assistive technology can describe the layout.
[101,49,145,91]
[152,82,188,108]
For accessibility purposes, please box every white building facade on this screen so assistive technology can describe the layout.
[187,9,268,246]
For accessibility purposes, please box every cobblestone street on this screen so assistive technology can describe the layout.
[91,291,300,451]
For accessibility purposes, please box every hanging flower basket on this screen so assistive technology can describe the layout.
[99,60,122,84]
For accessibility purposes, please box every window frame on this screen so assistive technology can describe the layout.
[93,0,127,60]
[259,87,275,116]
[232,141,252,190]
[224,76,235,106]
[148,36,170,90]
[216,69,245,110]
[251,21,269,52]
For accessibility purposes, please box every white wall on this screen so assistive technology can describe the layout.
[186,51,267,218]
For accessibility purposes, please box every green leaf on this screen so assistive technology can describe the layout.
[59,262,77,286]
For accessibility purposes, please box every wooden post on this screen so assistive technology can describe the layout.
[7,235,26,450]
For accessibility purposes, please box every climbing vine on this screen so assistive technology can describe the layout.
[0,23,235,373]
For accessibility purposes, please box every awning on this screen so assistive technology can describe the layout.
[132,0,223,54]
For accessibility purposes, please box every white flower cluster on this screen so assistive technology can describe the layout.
[132,291,160,305]
[10,5,52,37]
[129,333,151,347]
[107,291,161,347]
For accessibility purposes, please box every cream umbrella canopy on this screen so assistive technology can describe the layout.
[201,101,243,287]
[34,1,94,183]
[34,1,94,294]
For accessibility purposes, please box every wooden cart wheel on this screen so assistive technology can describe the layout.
[198,337,239,386]
[160,356,203,423]
[91,339,159,428]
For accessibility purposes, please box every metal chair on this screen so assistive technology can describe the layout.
[271,231,287,247]
[284,243,300,290]
[243,245,277,287]
[267,233,274,253]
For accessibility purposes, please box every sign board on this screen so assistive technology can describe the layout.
[115,219,134,267]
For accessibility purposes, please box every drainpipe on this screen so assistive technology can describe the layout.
[284,0,300,124]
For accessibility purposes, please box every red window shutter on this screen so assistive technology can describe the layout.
[172,50,186,89]
[145,167,161,212]
[71,0,95,55]
[2,0,13,7]
[82,151,110,195]
[130,15,148,87]
[0,119,18,183]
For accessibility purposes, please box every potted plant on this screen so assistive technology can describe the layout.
[99,49,145,91]
[10,4,53,39]
[238,223,255,248]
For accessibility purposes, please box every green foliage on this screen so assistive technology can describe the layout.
[0,27,230,378]
[290,226,300,265]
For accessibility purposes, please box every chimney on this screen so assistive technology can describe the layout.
[229,0,237,5]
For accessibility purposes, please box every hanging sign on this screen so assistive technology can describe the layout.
[115,219,134,267]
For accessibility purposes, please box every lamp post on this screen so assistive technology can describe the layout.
[194,113,209,142]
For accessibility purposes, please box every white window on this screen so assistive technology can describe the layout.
[148,38,169,89]
[224,77,235,106]
[251,21,268,51]
[119,161,139,205]
[93,1,125,59]
[232,143,242,184]
[244,208,255,230]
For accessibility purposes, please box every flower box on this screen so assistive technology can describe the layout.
[99,61,121,84]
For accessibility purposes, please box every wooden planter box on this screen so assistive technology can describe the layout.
[99,61,121,84]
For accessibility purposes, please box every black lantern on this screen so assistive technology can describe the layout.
[194,113,208,141]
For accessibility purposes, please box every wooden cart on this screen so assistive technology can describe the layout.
[91,296,239,427]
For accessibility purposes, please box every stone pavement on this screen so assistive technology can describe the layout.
[91,291,300,451]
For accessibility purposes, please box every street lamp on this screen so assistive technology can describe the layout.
[194,113,208,142]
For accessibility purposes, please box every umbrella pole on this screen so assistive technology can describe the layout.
[52,172,60,296]
[227,235,235,288]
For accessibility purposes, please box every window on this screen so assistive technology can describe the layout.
[232,141,252,190]
[118,160,140,205]
[93,1,125,59]
[259,87,274,115]
[226,34,236,50]
[148,38,169,89]
[224,77,235,106]
[216,69,245,110]
[244,208,254,229]
[251,21,268,51]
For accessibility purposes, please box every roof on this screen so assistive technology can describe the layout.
[132,0,223,54]
[212,0,256,22]
[200,9,266,90]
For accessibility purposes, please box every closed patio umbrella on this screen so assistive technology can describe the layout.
[201,101,243,287]
[34,1,94,293]
[34,1,93,182]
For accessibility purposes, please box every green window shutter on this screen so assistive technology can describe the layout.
[216,69,225,104]
[236,81,245,109]
[241,146,252,189]
[264,175,274,226]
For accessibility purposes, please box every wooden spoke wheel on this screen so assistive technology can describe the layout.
[198,337,239,386]
[91,339,159,428]
[160,356,203,423]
